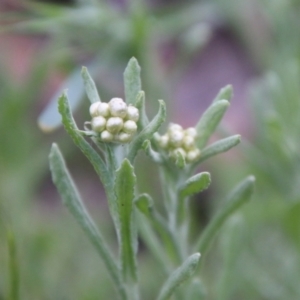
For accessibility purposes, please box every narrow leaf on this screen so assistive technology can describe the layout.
[81,66,101,103]
[135,91,149,129]
[196,100,230,149]
[213,85,233,103]
[7,229,19,300]
[134,193,154,215]
[157,253,201,300]
[179,172,211,199]
[57,92,112,194]
[195,176,255,257]
[38,68,84,132]
[135,194,182,265]
[124,57,142,105]
[142,140,163,163]
[128,100,166,162]
[197,135,241,164]
[115,159,137,282]
[49,144,126,300]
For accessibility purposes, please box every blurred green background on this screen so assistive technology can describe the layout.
[1,0,300,299]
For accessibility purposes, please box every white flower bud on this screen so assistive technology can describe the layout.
[169,130,184,147]
[106,117,124,134]
[182,135,195,150]
[168,123,183,133]
[97,102,110,117]
[123,120,137,134]
[158,135,169,149]
[116,132,133,143]
[186,127,198,138]
[126,105,139,122]
[186,148,201,162]
[101,130,113,142]
[89,102,100,117]
[109,97,127,118]
[91,116,106,132]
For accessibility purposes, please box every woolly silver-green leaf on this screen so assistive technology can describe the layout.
[196,100,230,149]
[124,57,142,105]
[157,253,201,300]
[49,144,126,300]
[115,159,138,283]
[81,66,101,103]
[179,172,211,199]
[213,84,233,103]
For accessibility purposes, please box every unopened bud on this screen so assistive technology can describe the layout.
[106,117,124,134]
[116,132,132,143]
[91,116,106,132]
[186,127,198,138]
[109,98,127,118]
[169,130,184,147]
[97,102,110,117]
[101,130,113,142]
[123,120,137,134]
[89,102,100,117]
[186,148,201,162]
[126,105,139,122]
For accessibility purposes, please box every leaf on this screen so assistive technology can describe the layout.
[124,57,142,105]
[115,159,137,282]
[134,193,154,215]
[197,135,241,164]
[179,172,211,199]
[157,253,201,300]
[174,150,186,169]
[213,85,233,103]
[81,66,101,103]
[196,100,230,149]
[58,92,111,189]
[128,100,166,162]
[49,144,126,300]
[135,194,182,265]
[38,68,84,132]
[194,176,255,257]
[135,91,149,129]
[142,140,163,163]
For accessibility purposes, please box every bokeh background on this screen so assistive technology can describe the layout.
[1,0,300,299]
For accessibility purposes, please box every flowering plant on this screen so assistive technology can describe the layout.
[49,58,254,299]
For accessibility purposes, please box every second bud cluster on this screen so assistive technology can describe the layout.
[155,123,201,163]
[89,98,139,143]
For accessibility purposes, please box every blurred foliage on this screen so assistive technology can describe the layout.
[1,0,300,299]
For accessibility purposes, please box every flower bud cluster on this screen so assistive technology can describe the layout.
[155,123,201,163]
[89,97,139,143]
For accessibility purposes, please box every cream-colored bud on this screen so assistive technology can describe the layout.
[186,127,198,138]
[186,148,201,162]
[91,116,106,132]
[116,132,133,143]
[169,130,184,147]
[109,97,127,118]
[182,135,195,150]
[168,123,183,133]
[158,135,169,149]
[123,120,137,134]
[97,102,110,117]
[106,117,124,134]
[126,105,139,122]
[89,102,100,117]
[101,130,113,142]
